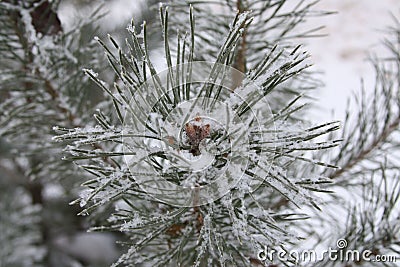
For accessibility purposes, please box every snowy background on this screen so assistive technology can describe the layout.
[305,0,400,120]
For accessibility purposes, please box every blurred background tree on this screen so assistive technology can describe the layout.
[0,0,154,266]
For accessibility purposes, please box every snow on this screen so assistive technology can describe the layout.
[52,0,400,265]
[58,0,146,31]
[121,212,143,231]
[301,0,400,121]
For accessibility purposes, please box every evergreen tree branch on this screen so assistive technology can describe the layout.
[327,29,400,181]
[56,5,339,266]
[0,1,110,265]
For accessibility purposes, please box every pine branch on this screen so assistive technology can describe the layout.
[161,0,331,115]
[0,183,46,266]
[330,115,400,179]
[56,5,339,266]
[0,1,110,265]
[327,31,400,181]
[294,20,400,267]
[232,0,247,88]
[314,168,400,267]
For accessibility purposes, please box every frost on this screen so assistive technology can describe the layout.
[19,9,37,44]
[126,24,135,34]
[41,1,345,265]
[83,68,99,78]
[79,189,92,207]
[135,29,144,40]
[121,213,143,231]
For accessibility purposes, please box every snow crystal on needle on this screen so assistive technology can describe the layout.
[121,213,142,231]
[83,68,99,78]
